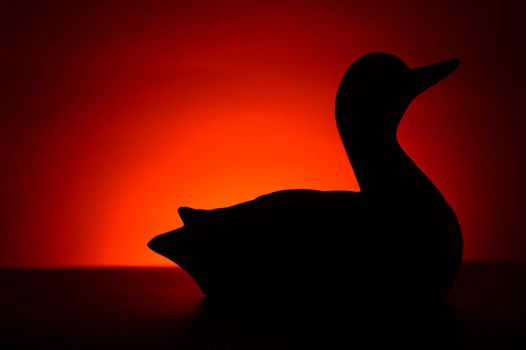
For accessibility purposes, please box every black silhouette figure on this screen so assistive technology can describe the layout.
[148,52,463,313]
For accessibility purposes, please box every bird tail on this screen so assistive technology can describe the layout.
[178,206,201,225]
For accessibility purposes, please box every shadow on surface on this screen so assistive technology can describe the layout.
[0,263,524,349]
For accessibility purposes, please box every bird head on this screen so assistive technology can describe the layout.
[336,52,459,137]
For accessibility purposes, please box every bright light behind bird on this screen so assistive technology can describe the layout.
[1,0,525,266]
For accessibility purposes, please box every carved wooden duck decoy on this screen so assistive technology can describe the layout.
[148,52,463,312]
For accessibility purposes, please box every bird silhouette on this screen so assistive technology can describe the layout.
[148,52,463,314]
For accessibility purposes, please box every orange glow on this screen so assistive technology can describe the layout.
[2,0,525,266]
[97,80,359,265]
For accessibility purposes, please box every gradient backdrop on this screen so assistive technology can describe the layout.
[1,0,525,266]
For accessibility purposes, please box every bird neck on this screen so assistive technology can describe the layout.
[338,120,442,201]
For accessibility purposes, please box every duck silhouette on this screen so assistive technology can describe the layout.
[148,52,463,313]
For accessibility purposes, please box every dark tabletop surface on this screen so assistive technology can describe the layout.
[0,263,525,349]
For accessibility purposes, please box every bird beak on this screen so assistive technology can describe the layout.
[411,58,460,96]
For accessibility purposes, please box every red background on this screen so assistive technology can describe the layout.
[1,0,525,266]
